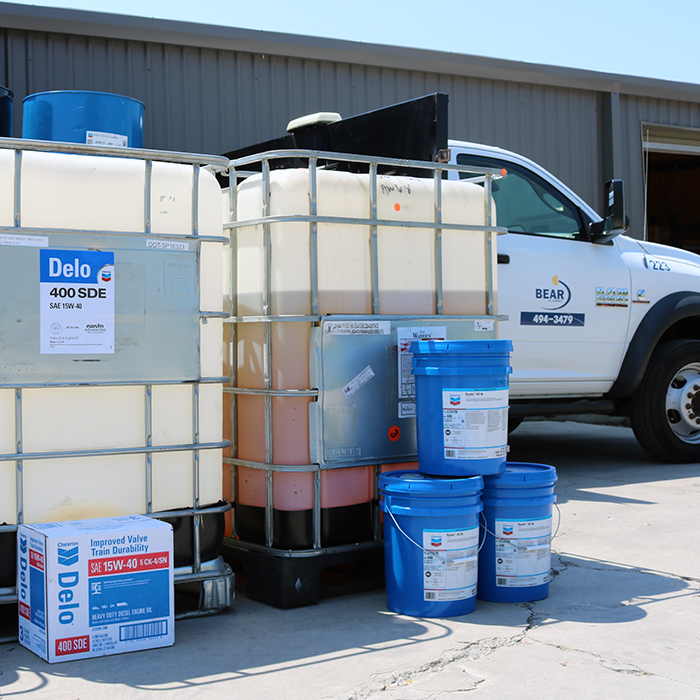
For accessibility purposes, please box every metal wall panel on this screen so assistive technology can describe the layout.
[3,13,700,233]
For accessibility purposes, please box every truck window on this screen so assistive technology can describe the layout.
[456,154,585,240]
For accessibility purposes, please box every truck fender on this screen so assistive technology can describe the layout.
[607,291,700,399]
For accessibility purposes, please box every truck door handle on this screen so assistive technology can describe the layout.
[497,254,510,264]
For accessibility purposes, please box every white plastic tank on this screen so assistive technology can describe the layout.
[0,147,225,525]
[229,167,494,547]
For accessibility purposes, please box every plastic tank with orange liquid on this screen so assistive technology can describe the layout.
[227,155,499,551]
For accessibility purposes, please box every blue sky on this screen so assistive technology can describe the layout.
[5,0,700,85]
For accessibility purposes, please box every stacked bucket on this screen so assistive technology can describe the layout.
[378,340,557,617]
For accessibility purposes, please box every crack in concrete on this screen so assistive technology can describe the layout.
[601,663,654,677]
[334,632,525,700]
[528,638,698,686]
[554,552,700,587]
[553,555,634,575]
[337,602,559,699]
[520,602,542,631]
[420,676,488,700]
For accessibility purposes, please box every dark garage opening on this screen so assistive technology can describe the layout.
[646,151,700,253]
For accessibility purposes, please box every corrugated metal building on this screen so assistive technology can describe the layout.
[2,1,700,248]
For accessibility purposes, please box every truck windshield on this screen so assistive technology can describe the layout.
[457,153,586,240]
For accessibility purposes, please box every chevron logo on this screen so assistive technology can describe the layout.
[19,534,27,554]
[57,544,79,566]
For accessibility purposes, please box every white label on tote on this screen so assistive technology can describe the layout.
[494,516,552,588]
[422,527,478,602]
[86,130,128,147]
[0,233,48,247]
[39,249,115,354]
[442,388,509,460]
[146,239,189,252]
[398,401,416,418]
[324,320,390,335]
[475,319,495,332]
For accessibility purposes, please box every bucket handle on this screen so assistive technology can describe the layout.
[479,502,561,550]
[386,507,478,565]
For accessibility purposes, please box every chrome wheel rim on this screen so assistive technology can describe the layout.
[666,362,700,443]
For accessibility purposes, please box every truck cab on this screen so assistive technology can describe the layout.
[448,140,700,463]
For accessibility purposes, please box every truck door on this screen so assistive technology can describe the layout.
[453,151,632,398]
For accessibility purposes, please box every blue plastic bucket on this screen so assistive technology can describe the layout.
[23,91,144,147]
[410,339,513,476]
[379,470,483,617]
[478,462,557,602]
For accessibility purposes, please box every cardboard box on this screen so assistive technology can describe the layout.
[17,514,174,663]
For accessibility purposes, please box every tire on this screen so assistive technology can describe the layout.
[630,339,700,463]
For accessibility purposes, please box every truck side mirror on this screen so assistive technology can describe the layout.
[590,179,628,243]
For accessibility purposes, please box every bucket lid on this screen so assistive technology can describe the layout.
[379,470,483,495]
[412,364,512,376]
[483,462,557,486]
[409,339,513,356]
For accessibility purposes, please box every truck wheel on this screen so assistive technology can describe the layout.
[630,339,700,463]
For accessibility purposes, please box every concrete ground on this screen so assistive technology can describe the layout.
[1,420,699,699]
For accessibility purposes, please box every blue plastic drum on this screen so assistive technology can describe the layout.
[23,91,144,147]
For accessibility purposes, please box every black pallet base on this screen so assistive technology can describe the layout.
[222,540,385,607]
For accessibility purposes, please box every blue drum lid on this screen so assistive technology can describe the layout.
[483,462,557,487]
[23,89,144,108]
[379,470,483,495]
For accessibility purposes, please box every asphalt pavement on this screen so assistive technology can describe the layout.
[2,419,699,699]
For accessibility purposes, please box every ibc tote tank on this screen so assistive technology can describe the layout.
[0,145,226,549]
[229,166,494,549]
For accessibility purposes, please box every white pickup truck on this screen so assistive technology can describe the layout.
[448,140,700,463]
